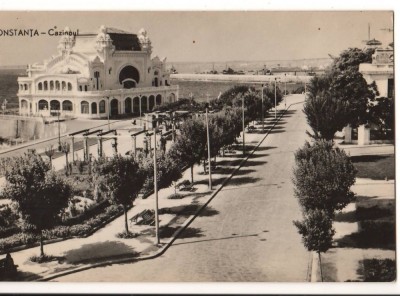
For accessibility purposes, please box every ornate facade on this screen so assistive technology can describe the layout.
[17,26,179,118]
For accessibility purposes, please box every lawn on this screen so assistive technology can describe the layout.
[350,154,395,180]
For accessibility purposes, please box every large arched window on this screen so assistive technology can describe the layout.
[110,99,119,116]
[38,100,48,110]
[99,100,106,113]
[119,66,140,89]
[62,100,73,111]
[21,100,28,109]
[91,102,97,114]
[133,97,140,114]
[38,82,43,91]
[81,101,89,114]
[125,97,132,114]
[156,94,162,106]
[50,100,60,110]
[149,95,155,111]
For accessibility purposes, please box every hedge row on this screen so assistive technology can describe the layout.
[0,204,123,253]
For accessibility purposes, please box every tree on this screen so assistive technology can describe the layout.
[44,145,55,168]
[293,209,335,282]
[368,96,394,139]
[139,151,182,193]
[327,47,378,127]
[293,140,356,214]
[2,152,72,257]
[303,77,351,141]
[92,155,145,234]
[168,118,207,183]
[60,141,71,175]
[303,48,378,139]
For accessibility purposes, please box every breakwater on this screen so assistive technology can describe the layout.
[170,74,312,84]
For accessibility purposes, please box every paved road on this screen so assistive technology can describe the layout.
[56,96,310,282]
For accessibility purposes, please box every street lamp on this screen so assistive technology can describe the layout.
[274,77,277,119]
[56,109,61,151]
[205,104,212,190]
[152,121,160,246]
[261,84,267,132]
[284,73,287,108]
[242,94,246,156]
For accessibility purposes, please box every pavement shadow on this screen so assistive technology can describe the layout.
[63,241,137,265]
[227,176,262,187]
[7,270,43,282]
[217,159,242,167]
[241,160,268,167]
[267,129,286,134]
[211,167,256,176]
[160,226,204,240]
[160,204,219,217]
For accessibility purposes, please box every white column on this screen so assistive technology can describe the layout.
[343,125,352,144]
[358,125,370,146]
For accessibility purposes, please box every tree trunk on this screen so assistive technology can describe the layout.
[124,205,129,234]
[190,166,194,184]
[318,251,324,282]
[40,231,44,257]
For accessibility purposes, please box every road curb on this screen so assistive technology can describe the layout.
[41,103,294,282]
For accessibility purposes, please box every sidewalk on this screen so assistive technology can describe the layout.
[7,94,304,281]
[337,143,394,157]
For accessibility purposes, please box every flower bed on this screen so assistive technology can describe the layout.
[0,204,124,254]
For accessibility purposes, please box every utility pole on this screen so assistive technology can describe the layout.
[274,78,277,119]
[261,84,264,132]
[242,95,245,156]
[205,105,212,190]
[153,126,160,245]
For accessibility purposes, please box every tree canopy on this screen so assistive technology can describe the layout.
[293,140,356,214]
[92,155,145,234]
[2,151,72,256]
[168,118,207,183]
[303,47,378,140]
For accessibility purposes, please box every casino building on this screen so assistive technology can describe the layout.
[17,26,179,119]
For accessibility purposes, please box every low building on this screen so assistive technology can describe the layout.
[359,43,394,99]
[17,26,179,119]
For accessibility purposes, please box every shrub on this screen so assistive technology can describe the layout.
[363,258,396,282]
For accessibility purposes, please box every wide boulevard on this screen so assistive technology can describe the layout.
[56,95,310,282]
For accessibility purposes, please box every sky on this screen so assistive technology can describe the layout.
[0,11,394,66]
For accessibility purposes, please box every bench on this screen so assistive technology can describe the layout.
[130,209,155,226]
[0,253,18,280]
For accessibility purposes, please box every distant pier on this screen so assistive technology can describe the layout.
[170,74,313,83]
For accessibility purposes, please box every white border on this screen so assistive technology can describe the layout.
[0,0,399,294]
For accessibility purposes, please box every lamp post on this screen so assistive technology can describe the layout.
[261,84,266,132]
[205,105,212,190]
[57,110,61,151]
[273,77,277,119]
[242,94,246,156]
[284,73,287,107]
[152,123,160,245]
[106,96,110,131]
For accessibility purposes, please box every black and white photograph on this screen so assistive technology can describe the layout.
[0,5,396,294]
